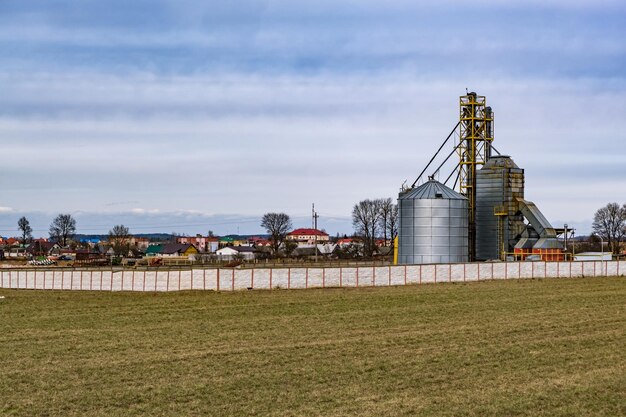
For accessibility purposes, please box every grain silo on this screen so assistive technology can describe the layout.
[398,178,468,264]
[475,156,526,260]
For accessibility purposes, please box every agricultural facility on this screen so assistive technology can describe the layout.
[398,93,565,265]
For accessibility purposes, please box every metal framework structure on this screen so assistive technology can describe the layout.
[458,93,493,260]
[494,205,507,260]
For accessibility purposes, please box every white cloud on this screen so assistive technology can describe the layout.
[0,71,624,227]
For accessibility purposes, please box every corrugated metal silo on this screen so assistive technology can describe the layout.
[475,156,526,260]
[398,179,468,264]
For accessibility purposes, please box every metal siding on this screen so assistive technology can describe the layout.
[475,156,526,260]
[398,180,468,264]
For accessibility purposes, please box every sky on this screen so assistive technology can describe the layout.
[1,0,625,237]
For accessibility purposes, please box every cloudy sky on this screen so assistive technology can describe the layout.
[1,0,625,236]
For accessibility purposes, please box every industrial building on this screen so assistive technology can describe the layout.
[398,93,564,264]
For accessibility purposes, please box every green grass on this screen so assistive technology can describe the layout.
[1,277,625,416]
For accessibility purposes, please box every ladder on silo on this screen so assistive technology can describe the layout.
[494,205,507,260]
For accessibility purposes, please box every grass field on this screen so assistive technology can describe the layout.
[1,277,625,416]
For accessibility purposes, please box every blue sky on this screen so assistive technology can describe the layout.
[1,0,625,236]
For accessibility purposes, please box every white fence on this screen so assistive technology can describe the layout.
[0,260,624,292]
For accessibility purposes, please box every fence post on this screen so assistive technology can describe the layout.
[43,270,46,290]
[287,268,289,289]
[217,269,220,291]
[143,270,146,292]
[203,268,206,290]
[306,268,309,289]
[178,269,182,291]
[419,265,422,285]
[339,267,343,287]
[389,266,391,286]
[251,268,255,289]
[166,270,170,292]
[269,268,272,290]
[61,270,64,289]
[449,264,452,282]
[356,267,359,287]
[121,270,124,291]
[434,265,437,283]
[232,269,236,291]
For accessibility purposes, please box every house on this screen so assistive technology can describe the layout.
[249,237,272,247]
[376,239,392,247]
[7,246,27,258]
[145,243,199,258]
[216,246,257,261]
[80,238,102,248]
[26,241,61,257]
[176,235,219,253]
[337,238,362,247]
[286,228,330,246]
[219,235,249,247]
[292,243,337,258]
[129,236,150,250]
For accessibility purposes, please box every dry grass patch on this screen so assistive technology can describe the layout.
[1,277,625,416]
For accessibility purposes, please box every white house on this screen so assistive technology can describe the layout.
[216,246,257,261]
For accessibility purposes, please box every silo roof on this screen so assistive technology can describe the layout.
[399,180,467,200]
[482,155,519,169]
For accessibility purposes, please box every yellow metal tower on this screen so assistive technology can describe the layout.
[459,92,493,260]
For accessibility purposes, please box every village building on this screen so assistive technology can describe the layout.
[176,235,219,252]
[145,243,199,258]
[215,246,257,261]
[286,228,330,247]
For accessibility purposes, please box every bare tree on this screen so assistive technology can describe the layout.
[352,199,382,257]
[378,198,392,246]
[386,202,399,252]
[592,202,626,254]
[109,224,131,257]
[261,213,292,255]
[17,216,32,244]
[378,198,398,248]
[49,214,76,247]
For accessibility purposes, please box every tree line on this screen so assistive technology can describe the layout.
[13,201,620,259]
[260,197,398,259]
[592,202,626,254]
[16,214,132,257]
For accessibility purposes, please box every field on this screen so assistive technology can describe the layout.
[1,277,625,416]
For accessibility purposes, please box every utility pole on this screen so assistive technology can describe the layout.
[312,203,319,262]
